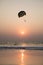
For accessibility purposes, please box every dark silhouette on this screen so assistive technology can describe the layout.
[18,11,26,18]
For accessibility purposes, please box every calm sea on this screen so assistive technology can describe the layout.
[0,42,43,65]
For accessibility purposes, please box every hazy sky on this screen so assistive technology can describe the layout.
[0,0,43,42]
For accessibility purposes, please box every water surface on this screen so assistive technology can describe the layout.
[0,49,43,65]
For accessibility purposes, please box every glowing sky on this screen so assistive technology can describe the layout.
[0,0,43,42]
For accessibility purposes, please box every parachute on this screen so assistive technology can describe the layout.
[18,11,26,18]
[18,10,31,23]
[18,11,26,22]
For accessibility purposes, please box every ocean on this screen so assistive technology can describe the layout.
[0,42,43,65]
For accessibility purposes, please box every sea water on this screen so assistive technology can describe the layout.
[0,42,43,65]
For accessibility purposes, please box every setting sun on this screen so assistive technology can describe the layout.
[21,31,25,35]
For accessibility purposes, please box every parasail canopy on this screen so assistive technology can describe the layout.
[18,11,26,18]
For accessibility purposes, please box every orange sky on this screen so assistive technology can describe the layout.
[0,0,43,42]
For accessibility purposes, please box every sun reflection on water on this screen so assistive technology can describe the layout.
[21,51,24,63]
[20,50,25,64]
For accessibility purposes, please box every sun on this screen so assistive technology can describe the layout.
[21,31,25,35]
